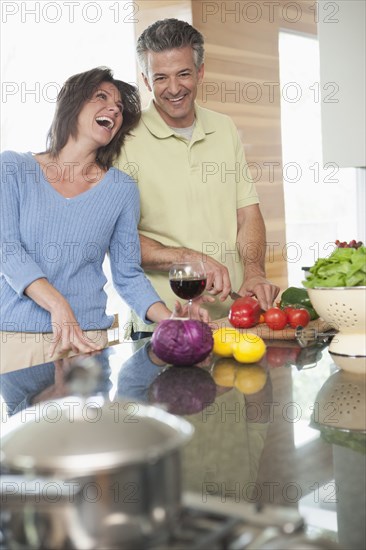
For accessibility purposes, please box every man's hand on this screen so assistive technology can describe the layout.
[201,256,232,302]
[239,275,280,311]
[140,235,233,301]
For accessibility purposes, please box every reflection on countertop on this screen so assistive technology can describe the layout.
[0,339,365,547]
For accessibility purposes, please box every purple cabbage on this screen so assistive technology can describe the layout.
[151,319,214,366]
[148,367,217,415]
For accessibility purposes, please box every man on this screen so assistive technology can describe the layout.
[118,18,279,338]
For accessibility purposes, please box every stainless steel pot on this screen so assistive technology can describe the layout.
[0,397,194,549]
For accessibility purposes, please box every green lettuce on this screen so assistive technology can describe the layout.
[318,426,366,454]
[303,246,366,288]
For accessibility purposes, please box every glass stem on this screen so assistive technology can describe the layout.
[188,300,192,319]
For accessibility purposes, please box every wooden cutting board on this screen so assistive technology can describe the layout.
[211,317,334,341]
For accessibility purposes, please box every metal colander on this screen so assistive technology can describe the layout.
[322,301,358,328]
[312,369,366,431]
[308,287,366,357]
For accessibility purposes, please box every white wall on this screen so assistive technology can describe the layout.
[318,0,366,167]
[1,0,137,152]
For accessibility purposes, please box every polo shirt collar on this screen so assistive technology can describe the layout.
[142,100,216,141]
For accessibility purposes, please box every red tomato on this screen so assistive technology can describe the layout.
[287,308,311,329]
[264,308,288,330]
[228,296,261,328]
[283,306,295,315]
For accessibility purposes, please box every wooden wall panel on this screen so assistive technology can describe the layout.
[134,0,317,291]
[192,0,316,289]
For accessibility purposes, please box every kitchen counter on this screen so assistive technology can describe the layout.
[1,338,365,549]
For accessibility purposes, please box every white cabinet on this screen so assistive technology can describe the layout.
[318,0,365,167]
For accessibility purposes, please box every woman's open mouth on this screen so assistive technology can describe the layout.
[96,116,115,130]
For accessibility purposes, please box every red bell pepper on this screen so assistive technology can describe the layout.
[228,296,261,328]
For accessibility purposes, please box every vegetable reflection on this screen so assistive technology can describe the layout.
[148,366,217,415]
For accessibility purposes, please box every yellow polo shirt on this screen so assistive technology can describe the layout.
[117,101,259,331]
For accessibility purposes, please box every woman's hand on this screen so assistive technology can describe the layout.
[48,299,103,358]
[24,278,104,358]
[147,295,213,324]
[173,296,213,323]
[32,359,71,404]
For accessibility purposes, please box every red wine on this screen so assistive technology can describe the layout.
[170,277,207,300]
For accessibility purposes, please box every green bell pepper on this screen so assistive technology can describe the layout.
[279,287,319,320]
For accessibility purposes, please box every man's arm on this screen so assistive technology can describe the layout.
[236,204,280,310]
[140,234,232,301]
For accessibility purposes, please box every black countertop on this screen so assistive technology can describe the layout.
[1,338,365,549]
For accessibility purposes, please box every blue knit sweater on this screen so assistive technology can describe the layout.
[0,151,162,332]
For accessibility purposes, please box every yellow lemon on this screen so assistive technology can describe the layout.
[232,333,266,363]
[234,365,267,395]
[212,358,238,387]
[213,327,241,357]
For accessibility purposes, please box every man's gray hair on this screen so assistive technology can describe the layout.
[136,18,205,76]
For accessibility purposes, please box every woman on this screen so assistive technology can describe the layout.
[1,67,208,372]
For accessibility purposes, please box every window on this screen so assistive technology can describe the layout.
[279,31,360,287]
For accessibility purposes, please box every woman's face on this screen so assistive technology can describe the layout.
[76,82,124,148]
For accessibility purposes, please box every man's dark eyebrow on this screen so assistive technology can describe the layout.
[153,68,192,78]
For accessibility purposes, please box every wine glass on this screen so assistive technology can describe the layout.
[169,261,207,318]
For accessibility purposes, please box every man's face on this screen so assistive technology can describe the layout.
[143,46,204,128]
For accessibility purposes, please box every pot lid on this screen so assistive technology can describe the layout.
[0,397,194,476]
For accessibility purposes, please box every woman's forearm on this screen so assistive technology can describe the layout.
[145,301,172,323]
[24,278,67,313]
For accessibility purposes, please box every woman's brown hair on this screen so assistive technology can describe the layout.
[46,67,141,170]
